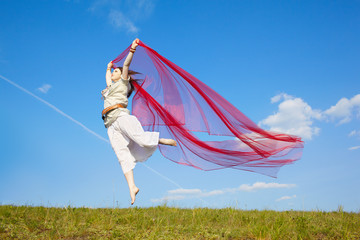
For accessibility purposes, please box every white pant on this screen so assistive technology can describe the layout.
[107,114,159,174]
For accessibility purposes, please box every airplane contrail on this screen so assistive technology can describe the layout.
[0,74,190,194]
[0,74,109,143]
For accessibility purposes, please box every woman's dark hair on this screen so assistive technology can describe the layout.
[116,67,141,98]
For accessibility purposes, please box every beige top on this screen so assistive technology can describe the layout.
[101,76,131,128]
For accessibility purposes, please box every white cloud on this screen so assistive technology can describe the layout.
[37,84,52,94]
[348,146,360,151]
[151,182,296,203]
[261,93,360,140]
[260,93,322,140]
[276,195,296,202]
[168,188,202,195]
[202,190,225,197]
[324,94,360,125]
[238,182,296,192]
[151,195,185,203]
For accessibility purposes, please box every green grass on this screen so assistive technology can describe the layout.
[1,205,359,239]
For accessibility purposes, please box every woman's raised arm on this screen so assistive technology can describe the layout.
[122,38,139,80]
[106,61,113,87]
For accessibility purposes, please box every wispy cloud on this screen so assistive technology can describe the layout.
[276,195,296,202]
[88,0,155,34]
[348,146,360,151]
[128,0,155,19]
[37,84,52,94]
[348,130,360,151]
[88,0,111,13]
[64,0,80,3]
[108,10,138,34]
[151,182,296,203]
[348,129,360,137]
[270,93,293,104]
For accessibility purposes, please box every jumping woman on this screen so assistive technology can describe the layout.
[102,38,177,205]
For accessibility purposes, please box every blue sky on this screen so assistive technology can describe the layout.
[1,0,359,211]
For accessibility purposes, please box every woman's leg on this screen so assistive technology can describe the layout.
[109,115,176,205]
[108,123,139,205]
[159,138,177,146]
[124,169,139,205]
[119,115,177,148]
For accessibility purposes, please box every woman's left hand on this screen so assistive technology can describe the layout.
[107,61,113,69]
[131,38,140,49]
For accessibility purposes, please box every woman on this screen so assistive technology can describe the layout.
[102,38,177,205]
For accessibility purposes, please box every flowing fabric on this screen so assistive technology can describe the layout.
[112,41,304,178]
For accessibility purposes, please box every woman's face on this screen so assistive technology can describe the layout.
[111,68,122,82]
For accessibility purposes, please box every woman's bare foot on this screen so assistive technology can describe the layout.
[159,138,177,146]
[130,187,140,205]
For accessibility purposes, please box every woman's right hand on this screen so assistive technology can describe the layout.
[107,61,113,69]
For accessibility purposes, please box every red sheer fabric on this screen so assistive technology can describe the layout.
[112,41,304,178]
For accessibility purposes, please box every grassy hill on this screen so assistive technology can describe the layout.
[1,205,359,239]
